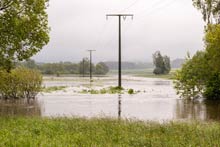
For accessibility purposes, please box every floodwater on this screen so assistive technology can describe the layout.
[1,76,220,122]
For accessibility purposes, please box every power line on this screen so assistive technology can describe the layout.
[136,0,177,18]
[134,0,179,23]
[119,0,140,13]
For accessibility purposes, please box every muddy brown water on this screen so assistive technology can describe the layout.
[0,76,220,122]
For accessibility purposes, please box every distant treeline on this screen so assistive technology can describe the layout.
[19,58,185,75]
[104,62,154,70]
[19,59,109,75]
[103,59,185,70]
[171,59,185,69]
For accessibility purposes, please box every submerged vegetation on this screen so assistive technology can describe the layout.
[0,68,42,100]
[42,86,67,93]
[174,1,220,100]
[0,117,220,146]
[174,25,220,100]
[80,86,138,95]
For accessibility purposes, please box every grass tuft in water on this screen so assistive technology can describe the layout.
[42,86,67,93]
[80,86,141,95]
[80,86,135,94]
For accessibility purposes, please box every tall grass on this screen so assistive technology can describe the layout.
[0,117,220,146]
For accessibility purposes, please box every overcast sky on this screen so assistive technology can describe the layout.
[33,0,205,63]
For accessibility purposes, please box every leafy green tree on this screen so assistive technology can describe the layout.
[174,51,210,99]
[192,0,220,24]
[95,62,109,75]
[205,24,220,70]
[0,67,42,100]
[153,51,165,74]
[0,0,50,71]
[153,51,171,75]
[163,55,171,74]
[204,73,220,100]
[174,25,220,100]
[174,1,220,100]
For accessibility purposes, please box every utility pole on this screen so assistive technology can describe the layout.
[87,50,96,82]
[82,58,85,77]
[106,14,133,88]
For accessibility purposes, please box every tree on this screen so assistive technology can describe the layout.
[174,51,210,99]
[192,0,220,24]
[0,0,50,71]
[95,62,109,75]
[23,59,38,69]
[153,51,165,74]
[174,0,220,100]
[79,58,90,75]
[163,55,171,74]
[153,51,171,75]
[174,25,220,100]
[205,24,220,70]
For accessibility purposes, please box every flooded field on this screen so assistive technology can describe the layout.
[1,76,220,122]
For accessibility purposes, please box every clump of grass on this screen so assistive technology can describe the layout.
[42,86,67,93]
[90,89,99,94]
[80,89,89,94]
[100,88,107,94]
[108,86,124,94]
[0,117,220,146]
[80,86,125,94]
[128,88,134,94]
[79,87,142,95]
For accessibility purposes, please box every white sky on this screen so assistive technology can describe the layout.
[33,0,205,63]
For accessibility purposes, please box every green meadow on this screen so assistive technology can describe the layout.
[0,117,219,147]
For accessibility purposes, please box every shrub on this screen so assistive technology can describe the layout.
[0,68,42,100]
[204,73,220,100]
[128,89,134,94]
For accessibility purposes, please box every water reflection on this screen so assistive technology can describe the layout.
[0,99,42,117]
[153,81,171,85]
[1,96,220,122]
[2,76,220,122]
[118,94,122,119]
[175,100,220,121]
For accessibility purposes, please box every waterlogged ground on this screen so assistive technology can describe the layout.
[1,75,220,122]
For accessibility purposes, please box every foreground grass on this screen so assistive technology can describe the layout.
[0,117,220,146]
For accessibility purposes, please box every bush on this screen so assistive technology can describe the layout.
[128,89,134,94]
[173,51,209,99]
[204,73,220,100]
[95,62,109,75]
[0,68,42,100]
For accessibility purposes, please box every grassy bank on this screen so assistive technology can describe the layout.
[108,69,177,79]
[0,117,220,146]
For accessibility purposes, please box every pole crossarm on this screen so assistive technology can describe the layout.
[106,14,134,20]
